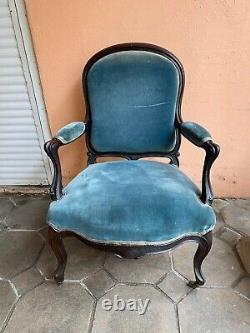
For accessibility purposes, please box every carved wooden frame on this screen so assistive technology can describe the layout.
[44,43,219,287]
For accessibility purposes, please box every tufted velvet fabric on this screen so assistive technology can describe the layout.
[55,122,86,144]
[48,160,215,245]
[86,51,180,153]
[180,122,212,147]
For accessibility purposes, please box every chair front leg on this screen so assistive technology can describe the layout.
[188,231,212,288]
[48,226,67,284]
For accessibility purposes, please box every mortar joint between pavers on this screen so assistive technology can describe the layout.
[231,273,248,289]
[233,289,250,302]
[102,266,119,283]
[16,279,45,298]
[155,271,169,286]
[61,279,82,283]
[35,265,46,279]
[223,222,248,238]
[80,265,108,283]
[232,247,248,273]
[5,229,39,234]
[169,251,175,270]
[37,229,48,243]
[87,298,97,333]
[174,303,181,333]
[224,225,242,236]
[8,197,17,207]
[0,294,20,333]
[8,280,19,298]
[80,281,100,300]
[114,281,156,288]
[153,284,176,304]
[33,239,46,267]
[80,267,104,284]
[81,279,118,301]
[171,266,190,284]
[10,261,38,281]
[175,288,194,305]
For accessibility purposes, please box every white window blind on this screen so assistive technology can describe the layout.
[0,0,49,185]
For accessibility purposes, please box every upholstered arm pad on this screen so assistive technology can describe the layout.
[55,122,86,144]
[44,121,86,201]
[180,122,212,147]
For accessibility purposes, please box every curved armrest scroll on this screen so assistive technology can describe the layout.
[44,122,86,200]
[44,138,64,200]
[200,141,220,205]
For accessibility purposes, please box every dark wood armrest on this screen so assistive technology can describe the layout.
[44,138,64,201]
[200,140,220,205]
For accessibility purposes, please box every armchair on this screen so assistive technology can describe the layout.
[44,43,220,287]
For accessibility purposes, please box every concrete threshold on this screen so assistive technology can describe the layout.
[0,186,50,196]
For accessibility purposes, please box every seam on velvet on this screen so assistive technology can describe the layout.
[47,220,215,246]
[56,133,84,145]
[200,136,212,143]
[182,134,212,146]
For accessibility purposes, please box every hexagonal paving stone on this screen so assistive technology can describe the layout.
[222,202,250,235]
[92,285,178,333]
[0,197,14,221]
[0,231,44,279]
[37,237,105,281]
[173,238,244,286]
[0,280,16,331]
[12,267,44,295]
[104,253,171,283]
[4,282,94,333]
[5,198,49,230]
[82,269,116,298]
[158,271,191,302]
[178,288,250,333]
[235,276,250,300]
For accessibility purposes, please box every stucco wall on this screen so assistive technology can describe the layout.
[25,0,250,197]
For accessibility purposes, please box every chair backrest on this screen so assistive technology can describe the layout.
[82,43,184,158]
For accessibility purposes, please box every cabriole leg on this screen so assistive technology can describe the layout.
[48,226,67,284]
[188,231,212,288]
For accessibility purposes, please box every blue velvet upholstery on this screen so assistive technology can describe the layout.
[180,122,211,147]
[48,160,215,245]
[86,51,180,153]
[55,122,85,144]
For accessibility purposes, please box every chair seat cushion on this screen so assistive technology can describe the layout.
[47,160,216,245]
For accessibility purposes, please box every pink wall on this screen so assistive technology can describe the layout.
[25,0,250,197]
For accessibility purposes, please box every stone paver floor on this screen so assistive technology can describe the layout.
[0,195,249,332]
